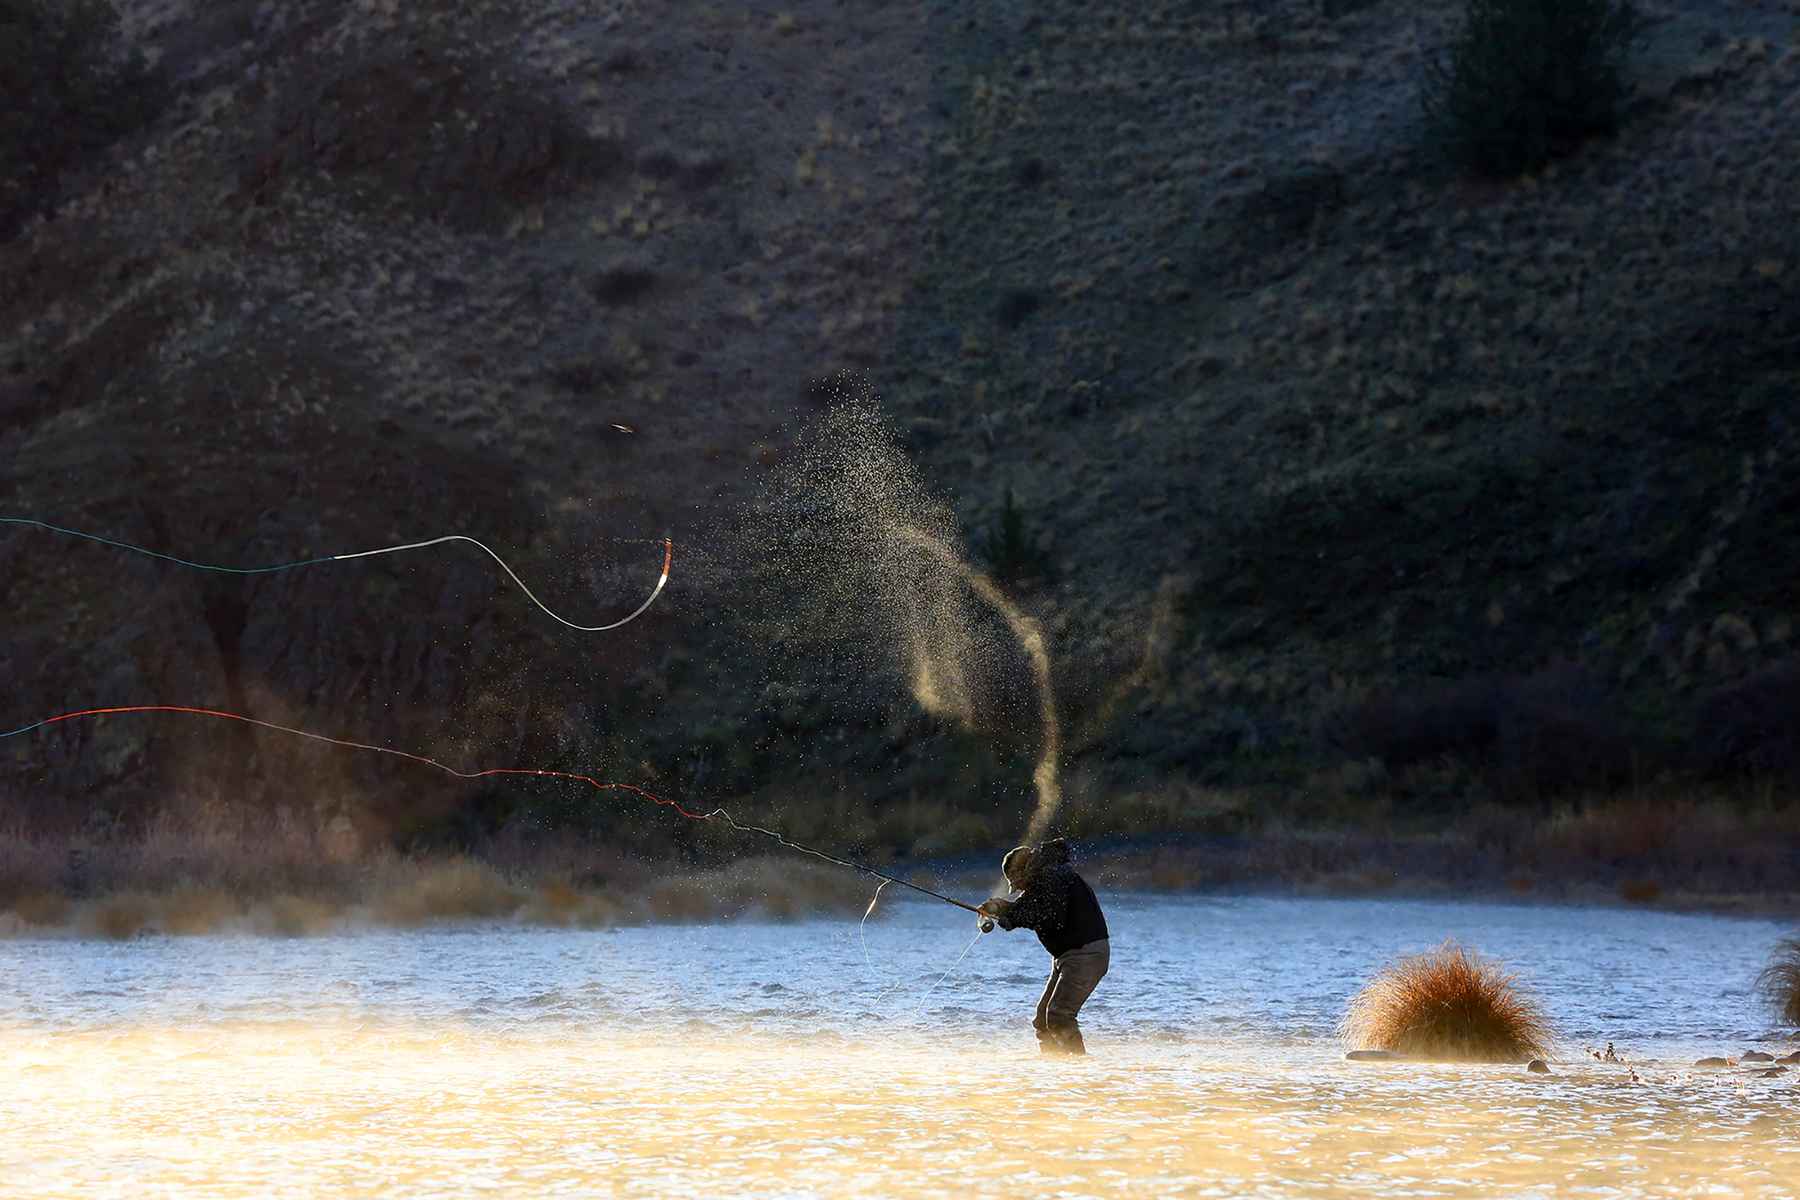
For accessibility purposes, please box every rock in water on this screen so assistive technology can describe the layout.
[1345,1049,1397,1061]
[1741,1051,1774,1063]
[1693,1057,1731,1067]
[1527,1059,1551,1074]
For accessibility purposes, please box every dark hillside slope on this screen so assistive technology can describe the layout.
[3,0,1797,856]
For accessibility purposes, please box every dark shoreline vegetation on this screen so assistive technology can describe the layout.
[2,0,1797,947]
[5,778,1799,940]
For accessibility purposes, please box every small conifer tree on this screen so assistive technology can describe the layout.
[1422,0,1647,177]
[980,487,1052,586]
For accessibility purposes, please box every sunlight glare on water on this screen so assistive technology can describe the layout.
[3,895,1796,1197]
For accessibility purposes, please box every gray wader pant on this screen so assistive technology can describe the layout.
[1034,937,1109,1054]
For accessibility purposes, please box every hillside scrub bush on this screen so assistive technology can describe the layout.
[1695,656,1800,780]
[1422,0,1648,177]
[1321,663,1638,800]
[0,0,164,232]
[1341,941,1552,1061]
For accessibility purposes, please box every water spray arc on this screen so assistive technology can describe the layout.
[0,518,672,632]
[763,396,1069,859]
[892,523,1064,846]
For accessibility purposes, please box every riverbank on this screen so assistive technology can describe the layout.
[6,782,1798,936]
[0,836,876,938]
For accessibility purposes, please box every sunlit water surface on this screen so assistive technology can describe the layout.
[3,894,1796,1197]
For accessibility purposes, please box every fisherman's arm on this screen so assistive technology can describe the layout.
[978,879,1062,932]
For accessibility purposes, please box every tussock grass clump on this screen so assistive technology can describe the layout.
[1342,941,1552,1062]
[1756,936,1800,1027]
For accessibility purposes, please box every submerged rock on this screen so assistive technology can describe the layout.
[1782,1051,1800,1064]
[1741,1051,1774,1062]
[1693,1057,1731,1067]
[1758,1066,1786,1077]
[1345,1049,1397,1061]
[1527,1059,1551,1074]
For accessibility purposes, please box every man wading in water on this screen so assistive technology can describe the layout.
[978,839,1110,1054]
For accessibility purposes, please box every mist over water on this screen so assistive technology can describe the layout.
[4,896,1796,1197]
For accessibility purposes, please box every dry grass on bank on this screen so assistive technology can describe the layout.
[641,857,879,923]
[1757,936,1800,1027]
[1341,941,1552,1063]
[1092,777,1800,907]
[0,817,878,938]
[373,860,525,927]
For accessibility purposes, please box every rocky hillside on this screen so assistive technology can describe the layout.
[4,0,1798,857]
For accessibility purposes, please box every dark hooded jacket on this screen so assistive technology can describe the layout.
[993,839,1108,958]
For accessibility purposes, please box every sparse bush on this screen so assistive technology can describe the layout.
[1341,941,1552,1061]
[1756,936,1800,1027]
[1422,0,1647,176]
[0,0,164,232]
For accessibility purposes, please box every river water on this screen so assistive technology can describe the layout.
[3,894,1796,1197]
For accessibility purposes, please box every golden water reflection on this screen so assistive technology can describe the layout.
[3,1024,1793,1197]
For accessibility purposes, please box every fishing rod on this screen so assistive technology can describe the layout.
[2,703,997,927]
[702,808,995,928]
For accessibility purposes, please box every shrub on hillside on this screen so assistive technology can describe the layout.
[1695,656,1800,780]
[0,0,163,232]
[1322,663,1637,800]
[1341,941,1552,1061]
[1422,0,1647,176]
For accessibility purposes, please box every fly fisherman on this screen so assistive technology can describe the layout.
[978,838,1110,1055]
